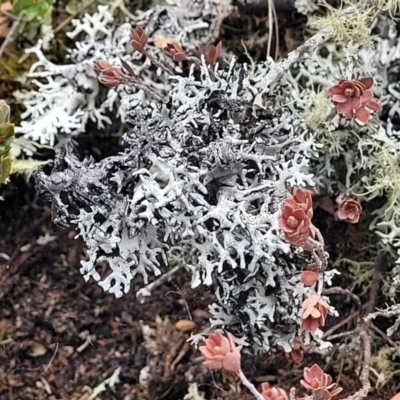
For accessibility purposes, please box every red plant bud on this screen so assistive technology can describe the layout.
[163,41,187,62]
[260,382,289,400]
[292,188,313,219]
[199,41,222,65]
[285,338,305,364]
[301,270,318,286]
[93,60,113,73]
[337,198,362,224]
[131,26,148,53]
[279,188,315,246]
[98,67,125,88]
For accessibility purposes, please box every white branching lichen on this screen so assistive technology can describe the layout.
[31,0,400,356]
[35,7,332,351]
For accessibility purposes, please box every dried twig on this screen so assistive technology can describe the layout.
[332,251,391,400]
[0,10,24,58]
[370,323,400,356]
[271,0,279,59]
[125,77,165,102]
[322,310,360,339]
[145,50,175,75]
[136,265,182,300]
[324,328,358,342]
[323,287,363,318]
[267,0,274,58]
[54,1,95,34]
[237,369,266,400]
[365,250,390,318]
[42,342,59,374]
[339,330,371,400]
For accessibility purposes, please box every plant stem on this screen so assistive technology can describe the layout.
[0,10,25,58]
[236,368,265,400]
[145,50,175,75]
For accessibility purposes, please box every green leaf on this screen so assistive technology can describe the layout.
[26,22,38,39]
[25,6,39,21]
[0,100,10,124]
[36,0,50,17]
[66,1,78,14]
[12,0,53,20]
[12,0,32,15]
[0,124,14,144]
[0,156,12,184]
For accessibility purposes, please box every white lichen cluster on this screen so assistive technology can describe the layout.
[14,1,225,146]
[294,0,319,15]
[23,0,400,355]
[33,0,336,352]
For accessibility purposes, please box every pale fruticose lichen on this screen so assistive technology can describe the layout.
[35,1,336,351]
[14,1,227,146]
[294,10,400,297]
[294,0,319,15]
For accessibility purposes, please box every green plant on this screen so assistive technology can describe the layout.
[12,0,53,21]
[0,100,14,184]
[11,0,54,39]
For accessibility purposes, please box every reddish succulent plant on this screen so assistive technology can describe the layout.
[301,294,330,332]
[337,198,362,223]
[199,331,241,372]
[327,77,381,124]
[99,71,124,88]
[199,41,222,65]
[93,60,113,73]
[261,382,289,400]
[163,41,187,62]
[300,364,343,399]
[285,338,305,364]
[93,60,125,88]
[279,189,314,246]
[130,26,148,53]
